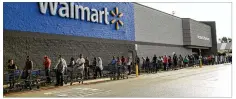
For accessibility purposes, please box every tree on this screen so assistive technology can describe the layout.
[219,37,232,43]
[222,37,228,43]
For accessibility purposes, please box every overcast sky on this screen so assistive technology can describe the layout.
[139,3,232,41]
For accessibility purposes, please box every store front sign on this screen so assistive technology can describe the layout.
[38,2,124,30]
[197,35,210,41]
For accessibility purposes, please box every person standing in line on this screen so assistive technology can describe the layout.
[68,57,75,84]
[215,55,218,64]
[111,56,117,65]
[84,57,90,79]
[177,55,181,69]
[179,55,184,68]
[211,55,215,65]
[218,55,220,64]
[24,56,33,79]
[163,55,168,71]
[168,56,172,70]
[121,56,126,66]
[188,55,193,67]
[92,57,97,79]
[192,55,197,67]
[146,57,150,73]
[43,56,51,83]
[116,57,122,78]
[54,55,67,86]
[127,56,132,75]
[158,56,162,71]
[110,56,117,77]
[75,54,85,83]
[117,57,122,66]
[96,57,103,78]
[229,55,232,64]
[220,55,223,64]
[161,56,164,70]
[152,55,157,73]
[7,59,17,88]
[225,55,227,63]
[141,57,146,72]
[208,55,212,65]
[183,56,189,68]
[173,54,178,70]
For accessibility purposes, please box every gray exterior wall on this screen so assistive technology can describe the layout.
[201,21,217,55]
[182,18,191,45]
[182,18,212,47]
[3,30,135,72]
[189,19,212,47]
[136,44,192,58]
[133,3,184,45]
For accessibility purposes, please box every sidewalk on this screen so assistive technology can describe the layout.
[4,64,225,95]
[4,74,138,95]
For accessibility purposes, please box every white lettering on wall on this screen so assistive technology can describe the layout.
[91,9,98,23]
[39,2,48,14]
[58,2,69,18]
[197,35,210,41]
[49,2,58,15]
[39,2,110,25]
[70,2,74,19]
[104,8,109,25]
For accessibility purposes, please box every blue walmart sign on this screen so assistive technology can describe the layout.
[4,2,135,41]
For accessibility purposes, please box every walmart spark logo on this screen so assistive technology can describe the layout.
[110,7,124,30]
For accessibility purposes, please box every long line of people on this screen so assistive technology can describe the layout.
[138,54,232,73]
[6,54,104,87]
[5,53,232,88]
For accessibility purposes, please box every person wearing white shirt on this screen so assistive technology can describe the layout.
[127,56,132,75]
[95,57,103,78]
[215,55,218,64]
[54,55,67,86]
[75,54,85,83]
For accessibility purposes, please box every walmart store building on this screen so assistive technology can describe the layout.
[3,2,217,69]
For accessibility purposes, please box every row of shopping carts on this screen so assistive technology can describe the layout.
[4,65,129,94]
[3,67,86,94]
[3,69,41,93]
[108,65,129,80]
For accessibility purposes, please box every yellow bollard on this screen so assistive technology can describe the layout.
[136,64,139,77]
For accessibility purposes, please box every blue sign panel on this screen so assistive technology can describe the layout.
[4,2,135,41]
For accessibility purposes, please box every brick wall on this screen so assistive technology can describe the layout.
[3,30,135,72]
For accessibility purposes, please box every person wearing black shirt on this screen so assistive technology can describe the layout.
[68,57,75,84]
[146,57,150,73]
[24,56,33,79]
[7,59,17,88]
[84,57,90,79]
[92,57,97,79]
[172,54,178,70]
[152,55,158,73]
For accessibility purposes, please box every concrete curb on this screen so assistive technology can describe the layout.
[3,75,138,96]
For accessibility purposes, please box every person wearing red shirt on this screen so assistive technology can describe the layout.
[44,55,51,83]
[121,56,126,65]
[208,55,212,65]
[163,55,168,71]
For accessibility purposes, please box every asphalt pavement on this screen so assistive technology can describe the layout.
[4,63,231,98]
